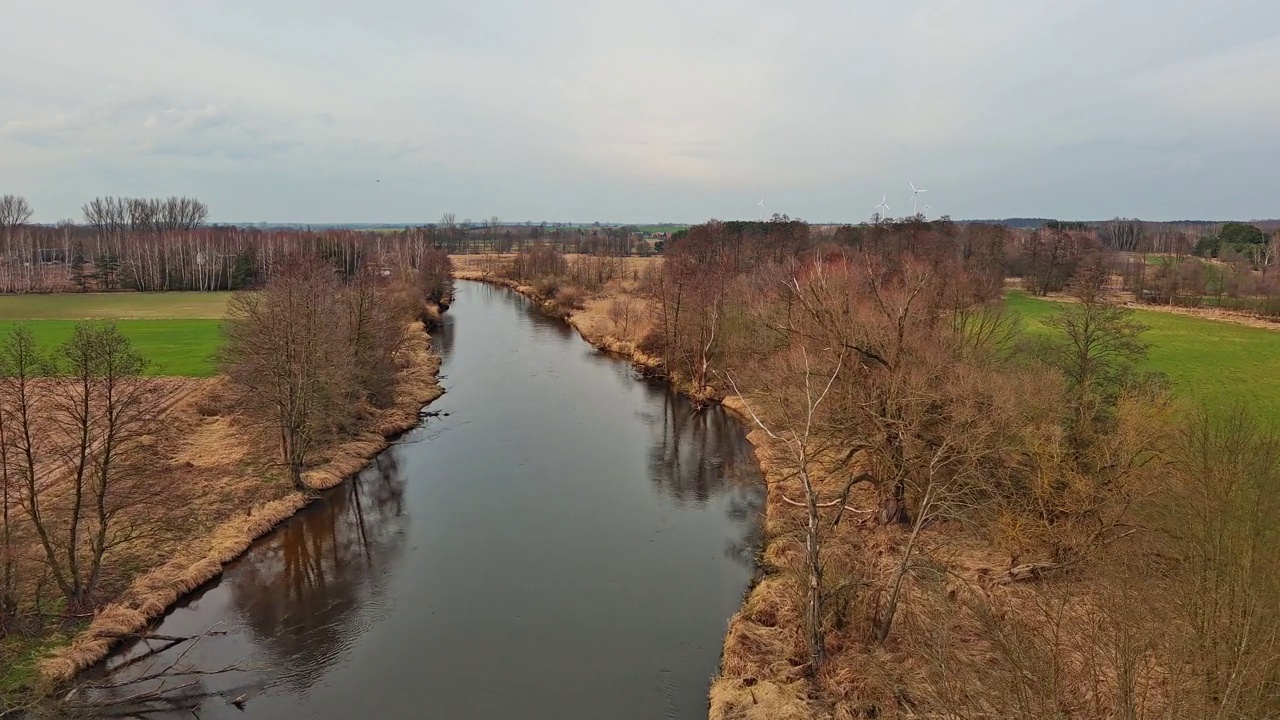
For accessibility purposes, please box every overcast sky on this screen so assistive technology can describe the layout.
[2,0,1278,224]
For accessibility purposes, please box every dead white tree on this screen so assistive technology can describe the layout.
[724,346,855,671]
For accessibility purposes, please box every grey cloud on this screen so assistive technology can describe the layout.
[1,0,1278,222]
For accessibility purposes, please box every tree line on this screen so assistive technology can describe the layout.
[223,249,451,491]
[0,196,659,294]
[1008,218,1280,317]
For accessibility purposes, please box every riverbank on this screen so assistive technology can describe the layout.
[451,265,808,717]
[453,267,663,374]
[23,321,443,692]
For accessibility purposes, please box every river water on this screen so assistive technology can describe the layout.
[88,280,764,719]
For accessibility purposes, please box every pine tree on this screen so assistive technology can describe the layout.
[93,251,120,290]
[69,240,89,291]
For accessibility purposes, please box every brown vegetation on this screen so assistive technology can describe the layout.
[453,251,663,368]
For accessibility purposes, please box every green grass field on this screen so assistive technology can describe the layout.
[636,224,689,234]
[0,293,230,377]
[1007,292,1280,425]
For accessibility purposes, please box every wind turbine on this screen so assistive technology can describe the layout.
[875,194,890,220]
[756,198,766,221]
[909,181,927,216]
[923,204,932,218]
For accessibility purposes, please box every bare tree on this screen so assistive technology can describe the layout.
[606,297,638,340]
[1039,257,1150,438]
[0,195,33,233]
[725,346,850,671]
[0,326,44,629]
[345,265,409,407]
[223,255,353,490]
[415,248,453,309]
[1159,409,1280,718]
[1,324,171,614]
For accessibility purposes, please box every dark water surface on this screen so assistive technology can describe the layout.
[91,281,763,719]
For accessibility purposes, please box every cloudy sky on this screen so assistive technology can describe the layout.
[2,0,1277,224]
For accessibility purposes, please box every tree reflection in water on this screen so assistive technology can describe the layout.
[78,453,412,716]
[430,306,456,362]
[227,452,410,694]
[645,384,757,503]
[644,383,765,571]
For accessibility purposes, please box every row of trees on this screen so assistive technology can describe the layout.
[1008,219,1280,317]
[0,225,456,295]
[0,194,655,294]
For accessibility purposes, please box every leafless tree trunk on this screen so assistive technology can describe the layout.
[726,347,847,672]
[345,266,409,407]
[223,255,353,491]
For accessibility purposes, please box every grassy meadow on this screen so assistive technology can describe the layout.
[1007,291,1280,424]
[0,292,230,377]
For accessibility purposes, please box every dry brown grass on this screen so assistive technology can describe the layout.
[29,323,442,688]
[718,386,1198,720]
[1032,289,1280,331]
[453,256,663,371]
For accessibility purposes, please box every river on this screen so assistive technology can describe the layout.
[87,280,764,719]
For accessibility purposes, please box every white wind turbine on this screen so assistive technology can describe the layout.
[875,194,890,220]
[909,181,927,216]
[756,198,766,220]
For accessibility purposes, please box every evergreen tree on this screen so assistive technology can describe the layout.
[69,240,89,291]
[93,251,120,290]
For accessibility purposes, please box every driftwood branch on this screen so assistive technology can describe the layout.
[59,624,257,716]
[993,528,1140,585]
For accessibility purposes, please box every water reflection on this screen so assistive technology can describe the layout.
[431,307,457,361]
[228,453,409,692]
[83,453,412,715]
[644,384,760,504]
[641,383,765,574]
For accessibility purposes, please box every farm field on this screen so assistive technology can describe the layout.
[0,292,229,376]
[1007,291,1280,424]
[0,291,231,320]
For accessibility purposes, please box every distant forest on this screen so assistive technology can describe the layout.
[0,194,1276,319]
[976,217,1280,231]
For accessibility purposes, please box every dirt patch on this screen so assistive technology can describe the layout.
[1030,291,1280,331]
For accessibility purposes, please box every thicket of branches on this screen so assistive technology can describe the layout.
[645,219,1278,718]
[222,252,448,491]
